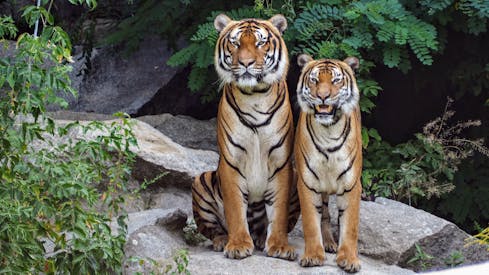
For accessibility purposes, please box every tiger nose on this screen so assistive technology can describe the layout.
[318,90,330,101]
[239,58,256,67]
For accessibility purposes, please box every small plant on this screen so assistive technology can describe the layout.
[129,249,191,275]
[407,243,434,271]
[466,226,489,251]
[444,250,465,267]
[362,98,489,204]
[165,249,191,275]
[183,219,207,246]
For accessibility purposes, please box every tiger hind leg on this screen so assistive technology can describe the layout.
[247,201,268,250]
[192,171,228,251]
[321,193,338,253]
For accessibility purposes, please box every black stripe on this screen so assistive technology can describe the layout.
[222,154,246,179]
[329,115,351,141]
[224,128,247,153]
[268,150,292,181]
[268,126,290,156]
[336,154,356,181]
[315,204,323,213]
[192,201,213,216]
[192,185,215,209]
[306,115,329,160]
[337,180,358,196]
[224,88,257,132]
[299,173,322,194]
[327,116,351,153]
[301,147,320,181]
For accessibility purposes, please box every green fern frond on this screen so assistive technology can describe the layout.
[188,66,208,92]
[383,46,401,68]
[191,22,218,45]
[167,43,199,67]
[419,0,454,15]
[194,43,214,68]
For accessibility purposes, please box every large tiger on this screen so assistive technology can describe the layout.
[294,54,362,272]
[191,14,299,260]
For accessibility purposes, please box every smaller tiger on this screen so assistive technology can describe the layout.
[294,54,362,273]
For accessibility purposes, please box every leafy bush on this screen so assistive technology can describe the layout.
[0,0,135,273]
[363,98,488,204]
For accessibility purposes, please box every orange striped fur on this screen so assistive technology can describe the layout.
[192,14,299,261]
[294,54,362,272]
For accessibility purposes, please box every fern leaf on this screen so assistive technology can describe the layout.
[191,23,217,43]
[188,66,207,92]
[383,46,401,68]
[167,43,199,67]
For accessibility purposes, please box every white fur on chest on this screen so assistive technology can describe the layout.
[305,116,355,194]
[222,90,290,202]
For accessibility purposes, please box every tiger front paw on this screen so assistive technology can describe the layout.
[299,249,325,267]
[336,246,361,273]
[265,244,297,261]
[212,235,228,252]
[223,239,254,259]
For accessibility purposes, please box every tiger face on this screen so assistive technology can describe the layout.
[296,54,360,126]
[214,14,289,91]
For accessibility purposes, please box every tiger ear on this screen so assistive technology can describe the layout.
[344,57,360,71]
[269,14,287,34]
[297,54,313,68]
[214,14,232,32]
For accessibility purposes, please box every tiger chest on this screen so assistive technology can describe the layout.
[219,106,291,201]
[306,145,356,195]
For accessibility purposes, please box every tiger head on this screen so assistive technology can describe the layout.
[214,14,289,91]
[296,54,360,126]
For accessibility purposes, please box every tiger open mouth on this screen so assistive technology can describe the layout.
[314,104,336,116]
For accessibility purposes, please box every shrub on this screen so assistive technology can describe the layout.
[0,0,135,273]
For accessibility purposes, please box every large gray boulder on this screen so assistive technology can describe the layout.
[314,197,489,271]
[66,36,179,115]
[137,114,217,152]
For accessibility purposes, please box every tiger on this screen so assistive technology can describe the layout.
[294,54,363,273]
[191,14,299,261]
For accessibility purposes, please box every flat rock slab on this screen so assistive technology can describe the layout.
[187,237,414,275]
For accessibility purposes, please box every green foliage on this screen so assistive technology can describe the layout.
[0,1,135,273]
[129,249,191,275]
[407,243,434,271]
[444,250,465,267]
[0,16,17,39]
[467,226,489,251]
[362,98,488,204]
[183,219,207,246]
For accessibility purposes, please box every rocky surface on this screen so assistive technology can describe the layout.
[61,36,179,115]
[43,112,488,274]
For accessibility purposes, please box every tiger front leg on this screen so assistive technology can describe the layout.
[297,177,325,267]
[263,166,297,261]
[219,168,254,259]
[336,179,361,273]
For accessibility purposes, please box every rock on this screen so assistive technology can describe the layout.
[137,113,217,151]
[66,36,179,115]
[187,245,414,275]
[47,111,219,190]
[317,197,489,271]
[135,66,219,120]
[148,187,192,216]
[129,118,218,189]
[124,225,186,273]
